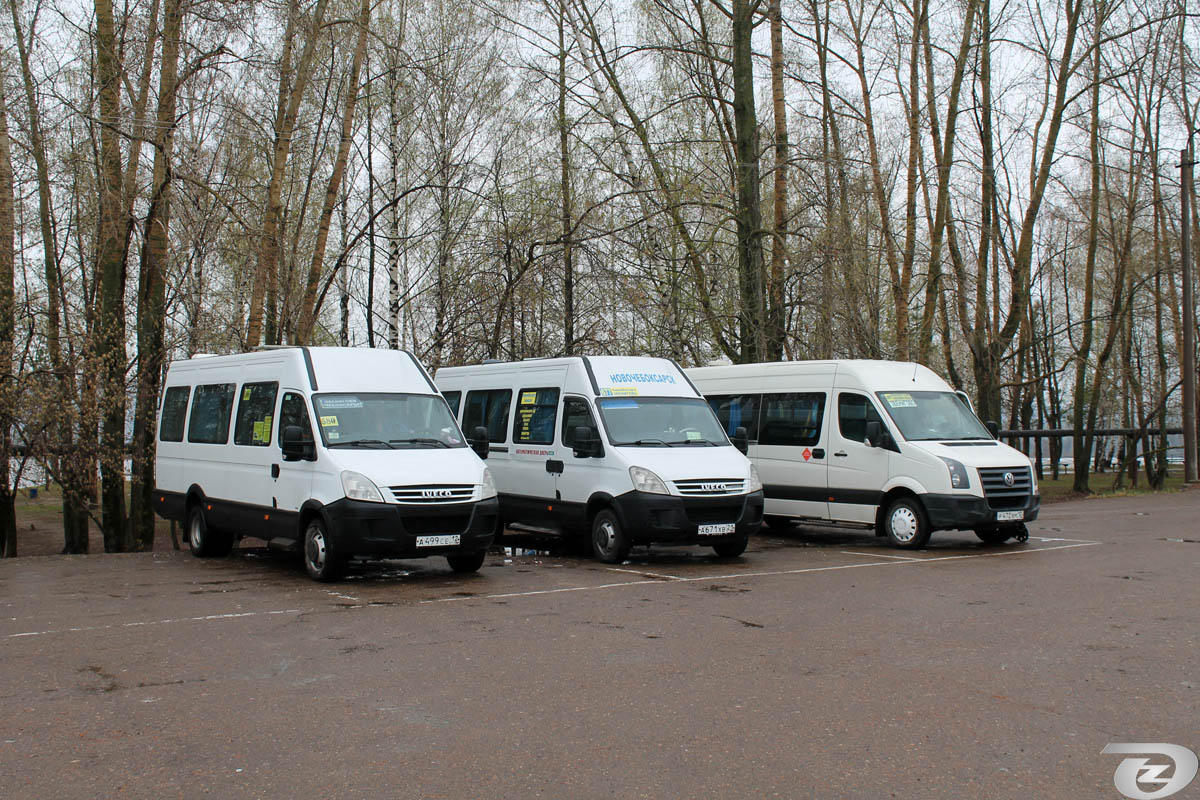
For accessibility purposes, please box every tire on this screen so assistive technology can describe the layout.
[882,497,931,550]
[446,550,487,573]
[591,508,631,564]
[762,515,792,530]
[712,535,749,558]
[974,527,1014,545]
[187,503,233,558]
[303,517,344,582]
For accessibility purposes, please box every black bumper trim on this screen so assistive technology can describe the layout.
[610,490,764,545]
[921,493,1041,530]
[323,496,498,557]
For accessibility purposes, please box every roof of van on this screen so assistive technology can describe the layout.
[166,346,438,394]
[687,359,952,392]
[437,355,700,398]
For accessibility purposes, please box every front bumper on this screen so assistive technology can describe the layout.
[610,490,764,545]
[922,493,1040,531]
[323,496,498,558]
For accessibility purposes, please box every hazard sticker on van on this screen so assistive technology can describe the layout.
[802,447,811,461]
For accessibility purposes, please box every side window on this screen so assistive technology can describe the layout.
[159,386,190,442]
[442,391,461,417]
[760,393,826,447]
[234,382,279,447]
[707,394,759,440]
[463,389,512,443]
[513,388,560,445]
[561,397,598,447]
[838,393,884,444]
[187,383,236,444]
[278,392,315,446]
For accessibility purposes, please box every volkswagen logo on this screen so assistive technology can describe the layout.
[1003,472,1015,486]
[700,482,728,493]
[421,489,453,499]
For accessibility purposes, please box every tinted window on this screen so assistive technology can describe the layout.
[234,382,279,447]
[561,397,599,447]
[278,392,315,447]
[462,389,512,443]
[760,393,825,447]
[159,386,190,442]
[838,393,885,444]
[513,388,560,444]
[707,394,759,440]
[187,383,236,444]
[443,391,461,417]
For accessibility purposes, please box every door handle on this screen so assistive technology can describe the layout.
[271,463,280,479]
[812,448,825,459]
[833,451,848,458]
[546,459,564,475]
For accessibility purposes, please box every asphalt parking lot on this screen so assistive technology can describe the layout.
[2,492,1197,799]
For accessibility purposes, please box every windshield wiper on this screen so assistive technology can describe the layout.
[327,439,394,449]
[619,438,669,446]
[389,438,449,448]
[666,439,717,446]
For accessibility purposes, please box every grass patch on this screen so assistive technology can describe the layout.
[1036,471,1188,503]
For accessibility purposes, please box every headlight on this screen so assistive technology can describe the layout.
[1029,463,1039,496]
[341,470,385,503]
[747,464,763,493]
[480,467,497,499]
[629,466,669,495]
[939,457,970,490]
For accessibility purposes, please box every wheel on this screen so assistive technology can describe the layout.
[974,527,1013,544]
[591,508,631,563]
[712,535,748,558]
[187,503,233,557]
[762,515,792,530]
[446,550,487,573]
[303,517,344,582]
[882,497,931,549]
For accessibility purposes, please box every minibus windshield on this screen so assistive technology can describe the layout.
[312,393,466,449]
[875,391,991,441]
[597,396,729,446]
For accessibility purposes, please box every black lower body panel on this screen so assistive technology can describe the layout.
[323,497,498,558]
[922,493,1040,531]
[610,490,763,546]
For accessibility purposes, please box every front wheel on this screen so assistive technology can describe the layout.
[591,509,631,564]
[712,535,748,558]
[187,504,233,557]
[882,497,931,550]
[446,550,487,573]
[303,518,344,582]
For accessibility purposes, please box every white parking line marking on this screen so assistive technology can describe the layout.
[417,541,1101,604]
[841,551,922,561]
[6,608,303,639]
[607,567,685,581]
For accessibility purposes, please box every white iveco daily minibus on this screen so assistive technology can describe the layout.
[687,360,1039,549]
[434,356,764,563]
[154,347,498,580]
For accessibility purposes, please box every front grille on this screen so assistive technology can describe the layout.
[402,514,471,535]
[673,478,746,496]
[389,484,475,504]
[978,467,1032,509]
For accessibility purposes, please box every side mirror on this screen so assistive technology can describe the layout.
[986,420,999,439]
[865,420,881,447]
[572,425,603,459]
[469,426,490,460]
[732,426,749,455]
[282,425,313,461]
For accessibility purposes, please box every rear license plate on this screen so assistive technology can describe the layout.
[996,510,1024,522]
[698,523,735,536]
[416,534,461,547]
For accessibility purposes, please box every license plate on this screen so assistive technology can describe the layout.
[996,511,1024,522]
[698,523,735,536]
[416,534,461,547]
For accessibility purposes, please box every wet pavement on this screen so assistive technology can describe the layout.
[1,492,1197,798]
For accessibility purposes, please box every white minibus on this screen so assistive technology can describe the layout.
[154,347,498,580]
[687,360,1039,549]
[435,356,764,562]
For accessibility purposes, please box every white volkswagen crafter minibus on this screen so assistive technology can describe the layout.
[154,347,498,581]
[687,360,1040,549]
[434,356,765,563]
